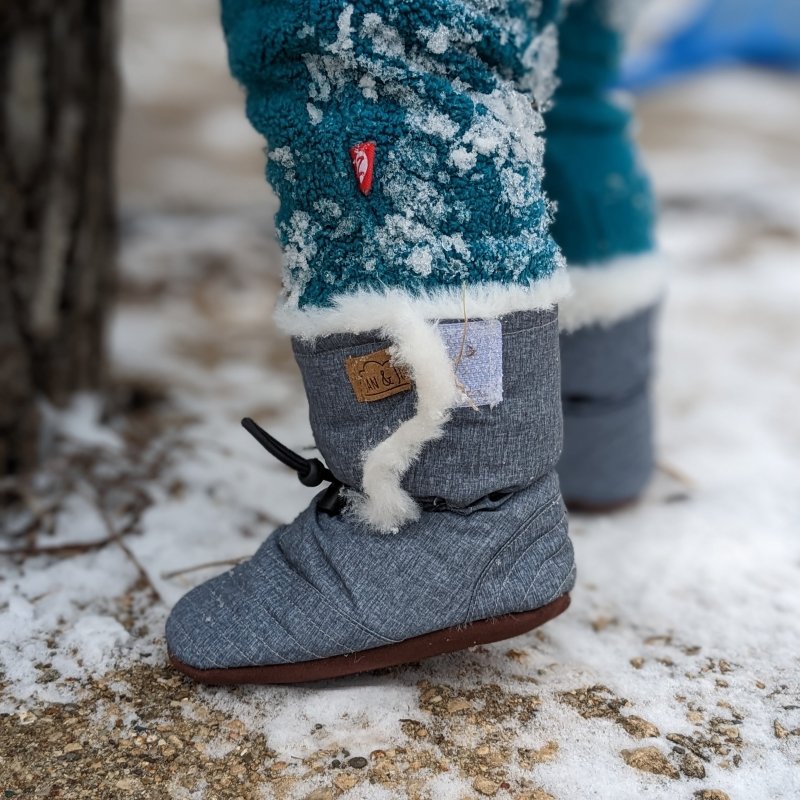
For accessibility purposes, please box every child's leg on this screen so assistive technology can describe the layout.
[166,0,576,683]
[543,0,665,509]
[221,0,566,326]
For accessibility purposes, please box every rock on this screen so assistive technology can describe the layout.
[620,715,660,739]
[591,616,617,632]
[681,752,706,779]
[514,791,555,800]
[420,687,442,704]
[473,777,500,796]
[304,789,335,800]
[63,742,83,753]
[621,747,679,779]
[347,756,368,769]
[774,720,789,739]
[694,791,731,800]
[630,657,645,669]
[519,741,559,765]
[445,698,472,713]
[332,773,358,791]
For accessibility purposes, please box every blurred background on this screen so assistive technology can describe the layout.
[2,2,799,798]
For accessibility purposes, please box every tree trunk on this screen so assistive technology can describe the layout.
[0,0,118,474]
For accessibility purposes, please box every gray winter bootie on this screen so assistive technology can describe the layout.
[558,304,659,511]
[166,309,576,684]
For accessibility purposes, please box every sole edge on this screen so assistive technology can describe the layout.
[169,593,571,686]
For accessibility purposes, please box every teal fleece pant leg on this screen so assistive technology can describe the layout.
[543,0,655,267]
[221,0,567,320]
[543,0,663,507]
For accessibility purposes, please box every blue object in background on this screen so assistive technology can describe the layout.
[620,0,800,92]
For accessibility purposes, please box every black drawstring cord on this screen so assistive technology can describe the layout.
[241,418,345,514]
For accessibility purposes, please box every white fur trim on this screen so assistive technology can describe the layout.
[349,306,461,533]
[558,254,668,333]
[274,266,570,340]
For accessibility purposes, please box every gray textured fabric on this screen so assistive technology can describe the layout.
[293,309,563,506]
[558,305,658,507]
[166,474,574,669]
[166,309,575,670]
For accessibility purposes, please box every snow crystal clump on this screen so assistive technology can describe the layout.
[269,146,294,168]
[328,5,355,54]
[313,199,342,221]
[466,83,545,169]
[420,24,451,55]
[361,13,406,60]
[409,109,460,140]
[500,167,532,210]
[407,246,434,276]
[520,24,560,111]
[359,74,378,100]
[306,103,323,125]
[269,145,298,182]
[280,211,321,307]
[450,146,477,174]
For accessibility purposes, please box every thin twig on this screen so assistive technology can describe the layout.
[0,536,118,557]
[93,493,158,597]
[450,283,480,412]
[161,557,247,580]
[657,460,695,490]
[452,283,470,370]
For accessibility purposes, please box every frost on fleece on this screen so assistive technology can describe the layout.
[221,0,567,325]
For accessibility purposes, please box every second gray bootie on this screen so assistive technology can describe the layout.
[558,305,658,511]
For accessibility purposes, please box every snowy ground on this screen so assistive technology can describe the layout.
[2,2,800,798]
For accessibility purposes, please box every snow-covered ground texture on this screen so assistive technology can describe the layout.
[2,1,800,798]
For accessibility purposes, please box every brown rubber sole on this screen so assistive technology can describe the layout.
[169,593,571,685]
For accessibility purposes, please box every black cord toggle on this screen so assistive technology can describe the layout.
[241,418,345,515]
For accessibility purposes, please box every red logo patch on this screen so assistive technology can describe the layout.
[349,141,375,195]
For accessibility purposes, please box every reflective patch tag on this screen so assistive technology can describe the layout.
[438,319,503,408]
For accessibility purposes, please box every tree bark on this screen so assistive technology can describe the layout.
[0,0,118,474]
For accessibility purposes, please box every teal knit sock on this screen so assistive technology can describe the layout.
[543,0,665,331]
[545,0,655,266]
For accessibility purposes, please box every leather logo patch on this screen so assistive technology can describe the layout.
[345,348,412,403]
